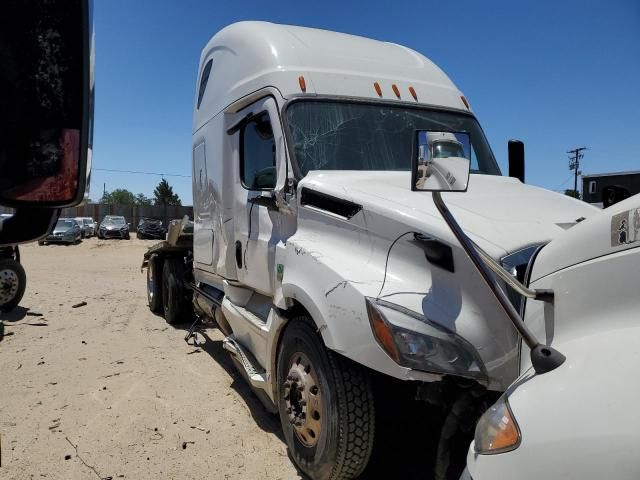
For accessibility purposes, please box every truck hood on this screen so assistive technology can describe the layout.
[530,193,640,282]
[300,171,598,257]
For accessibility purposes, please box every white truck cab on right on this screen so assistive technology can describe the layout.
[146,21,601,479]
[464,194,640,480]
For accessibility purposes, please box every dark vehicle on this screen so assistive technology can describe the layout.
[40,218,82,245]
[137,218,166,240]
[0,215,26,313]
[0,245,25,313]
[98,215,130,240]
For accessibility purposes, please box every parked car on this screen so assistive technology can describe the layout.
[98,215,130,239]
[136,218,166,240]
[40,218,82,245]
[75,217,95,238]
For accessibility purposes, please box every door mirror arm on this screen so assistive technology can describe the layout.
[432,191,564,374]
[473,243,554,302]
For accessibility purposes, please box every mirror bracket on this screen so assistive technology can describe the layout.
[432,191,565,375]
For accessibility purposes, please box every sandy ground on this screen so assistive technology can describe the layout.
[0,237,455,480]
[0,237,300,480]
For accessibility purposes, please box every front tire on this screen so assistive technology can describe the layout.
[277,318,375,480]
[0,259,26,312]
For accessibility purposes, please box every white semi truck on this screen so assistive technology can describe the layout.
[143,22,597,479]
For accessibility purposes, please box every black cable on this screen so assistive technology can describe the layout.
[376,231,416,299]
[94,168,191,178]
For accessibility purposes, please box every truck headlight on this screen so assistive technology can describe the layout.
[365,297,486,381]
[474,397,521,454]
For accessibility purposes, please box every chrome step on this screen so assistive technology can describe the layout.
[222,336,267,389]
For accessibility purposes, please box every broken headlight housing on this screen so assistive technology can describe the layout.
[365,297,486,382]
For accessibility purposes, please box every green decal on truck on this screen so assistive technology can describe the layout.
[277,263,284,282]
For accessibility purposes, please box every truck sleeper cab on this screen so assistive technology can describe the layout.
[146,22,598,480]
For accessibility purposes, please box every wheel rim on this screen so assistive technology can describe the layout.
[0,268,20,305]
[284,351,323,448]
[147,261,155,304]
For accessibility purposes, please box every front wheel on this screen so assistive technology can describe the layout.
[0,258,26,312]
[277,319,375,480]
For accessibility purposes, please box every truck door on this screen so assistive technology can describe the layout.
[193,141,213,266]
[230,96,288,296]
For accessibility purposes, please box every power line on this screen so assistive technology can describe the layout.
[553,173,574,192]
[94,168,191,178]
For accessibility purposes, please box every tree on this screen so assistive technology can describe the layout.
[564,189,581,199]
[101,188,137,205]
[135,193,153,206]
[153,178,181,206]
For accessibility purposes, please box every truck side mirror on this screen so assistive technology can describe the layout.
[411,131,471,192]
[0,0,93,246]
[602,185,631,208]
[508,140,525,183]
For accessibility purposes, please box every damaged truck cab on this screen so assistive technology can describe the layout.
[145,22,598,479]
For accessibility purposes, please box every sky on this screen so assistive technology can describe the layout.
[91,0,640,204]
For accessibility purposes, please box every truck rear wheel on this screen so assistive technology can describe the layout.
[0,258,26,312]
[161,257,191,324]
[147,255,163,313]
[277,318,375,480]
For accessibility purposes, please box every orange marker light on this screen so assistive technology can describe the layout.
[373,82,382,97]
[391,84,401,99]
[461,95,470,110]
[409,86,418,101]
[298,76,307,93]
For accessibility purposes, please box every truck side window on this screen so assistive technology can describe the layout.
[240,112,276,190]
[197,59,213,109]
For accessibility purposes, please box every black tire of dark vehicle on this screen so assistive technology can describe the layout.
[161,257,191,324]
[277,318,375,480]
[124,233,130,240]
[0,258,26,312]
[147,255,163,313]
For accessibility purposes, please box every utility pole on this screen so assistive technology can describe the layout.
[567,147,587,195]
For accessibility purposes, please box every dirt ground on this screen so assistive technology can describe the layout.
[0,237,454,480]
[0,237,300,480]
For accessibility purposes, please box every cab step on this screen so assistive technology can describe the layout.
[222,336,267,389]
